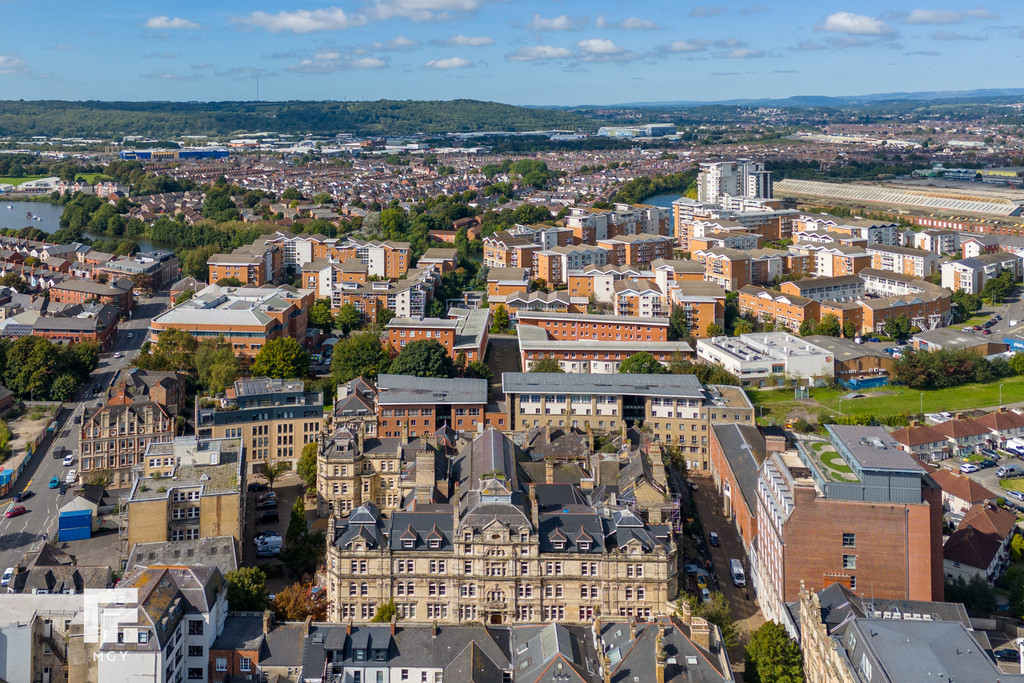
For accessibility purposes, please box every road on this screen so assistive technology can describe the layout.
[0,291,168,572]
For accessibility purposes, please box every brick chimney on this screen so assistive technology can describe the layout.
[690,617,711,651]
[530,483,539,525]
[628,617,637,641]
[655,628,666,683]
[545,458,555,484]
[415,448,435,504]
[262,610,273,635]
[678,599,692,626]
[390,613,397,635]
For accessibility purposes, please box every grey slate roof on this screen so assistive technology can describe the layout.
[377,374,488,405]
[711,423,766,514]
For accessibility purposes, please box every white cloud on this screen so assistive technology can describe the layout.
[370,0,496,22]
[424,56,473,69]
[145,16,201,30]
[819,12,893,35]
[351,57,387,68]
[577,38,624,55]
[371,36,419,49]
[0,54,28,74]
[738,4,768,15]
[689,6,726,18]
[718,47,764,58]
[141,71,203,81]
[905,8,997,24]
[527,14,584,31]
[232,7,365,34]
[315,51,342,60]
[443,35,494,46]
[667,39,710,52]
[596,16,660,30]
[288,54,387,74]
[506,45,573,61]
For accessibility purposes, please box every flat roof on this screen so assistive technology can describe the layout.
[827,424,920,472]
[515,311,669,325]
[502,372,705,398]
[518,323,693,353]
[377,374,488,405]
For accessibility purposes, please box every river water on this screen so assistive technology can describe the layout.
[0,199,165,252]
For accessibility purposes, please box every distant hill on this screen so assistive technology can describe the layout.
[600,88,1024,109]
[0,100,597,139]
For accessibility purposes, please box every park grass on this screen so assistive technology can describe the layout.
[1000,478,1024,493]
[748,374,1024,422]
[0,173,102,187]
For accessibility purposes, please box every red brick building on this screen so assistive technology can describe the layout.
[376,374,492,438]
[515,310,670,342]
[49,277,134,314]
[708,423,768,555]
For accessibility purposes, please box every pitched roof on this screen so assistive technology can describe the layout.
[943,525,1003,570]
[958,503,1017,542]
[928,468,997,503]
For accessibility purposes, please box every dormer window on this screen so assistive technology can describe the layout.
[429,540,440,549]
[579,541,591,551]
[553,541,565,551]
[354,649,367,662]
[403,540,414,549]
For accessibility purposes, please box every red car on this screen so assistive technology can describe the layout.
[5,505,26,518]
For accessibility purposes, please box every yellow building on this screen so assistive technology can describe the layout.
[123,437,245,551]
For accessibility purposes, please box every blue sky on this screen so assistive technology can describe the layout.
[0,1,1020,105]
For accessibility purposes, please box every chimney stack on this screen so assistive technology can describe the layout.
[391,613,397,635]
[655,629,666,683]
[262,610,273,635]
[690,617,711,651]
[530,483,539,525]
[545,458,555,484]
[628,617,637,642]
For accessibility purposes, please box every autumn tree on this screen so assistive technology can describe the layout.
[272,582,329,621]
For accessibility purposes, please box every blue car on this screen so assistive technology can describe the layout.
[48,476,60,489]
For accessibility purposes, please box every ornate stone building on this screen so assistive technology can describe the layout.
[324,428,677,625]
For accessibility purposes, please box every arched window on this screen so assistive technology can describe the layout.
[636,586,645,601]
[348,582,356,596]
[360,582,368,596]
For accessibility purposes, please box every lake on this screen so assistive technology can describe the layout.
[0,199,165,251]
[644,192,682,208]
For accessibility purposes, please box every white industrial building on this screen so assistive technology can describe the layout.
[696,332,833,387]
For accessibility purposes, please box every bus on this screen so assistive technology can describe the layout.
[730,559,746,587]
[46,420,58,434]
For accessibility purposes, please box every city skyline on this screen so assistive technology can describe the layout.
[0,1,1019,105]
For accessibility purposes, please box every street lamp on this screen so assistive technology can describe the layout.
[920,392,924,416]
[838,399,843,415]
[1000,383,1004,407]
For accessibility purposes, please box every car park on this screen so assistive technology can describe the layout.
[708,532,720,547]
[5,505,26,518]
[1,568,12,587]
[48,476,60,489]
[960,463,979,474]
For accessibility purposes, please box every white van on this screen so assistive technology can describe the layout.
[730,559,746,587]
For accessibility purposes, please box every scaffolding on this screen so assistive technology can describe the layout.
[668,494,683,534]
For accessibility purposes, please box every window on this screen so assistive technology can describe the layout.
[187,645,203,658]
[240,657,252,672]
[215,658,227,672]
[188,668,203,680]
[842,533,856,548]
[843,554,857,570]
[187,620,203,636]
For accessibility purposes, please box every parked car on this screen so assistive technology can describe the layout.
[48,476,60,489]
[52,445,65,459]
[983,329,992,335]
[256,544,281,558]
[960,463,979,474]
[247,482,269,493]
[998,464,1024,478]
[695,574,708,591]
[58,483,68,495]
[65,469,77,483]
[256,499,278,510]
[700,588,712,603]
[254,530,282,545]
[12,490,32,503]
[1,567,12,587]
[256,511,279,526]
[708,532,720,547]
[5,505,26,518]
[1008,490,1024,502]
[995,649,1021,662]
[113,352,122,359]
[62,454,74,467]
[867,337,880,343]
[684,563,702,575]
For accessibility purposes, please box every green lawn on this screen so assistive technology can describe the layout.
[0,173,103,186]
[1000,479,1024,493]
[749,374,1024,421]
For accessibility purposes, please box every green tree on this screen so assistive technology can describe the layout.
[883,314,911,340]
[259,462,286,489]
[50,373,79,401]
[195,336,239,394]
[216,276,243,287]
[336,303,362,336]
[286,496,308,547]
[226,567,269,611]
[816,313,841,337]
[251,338,309,379]
[490,304,513,334]
[706,323,724,337]
[312,192,333,205]
[281,187,302,201]
[174,289,195,306]
[681,592,740,648]
[331,331,391,383]
[843,320,858,339]
[529,356,563,373]
[1012,533,1024,562]
[134,327,199,373]
[371,600,399,623]
[297,442,318,492]
[798,319,817,337]
[1012,353,1024,375]
[309,299,335,334]
[744,621,804,683]
[388,339,456,378]
[619,352,667,374]
[463,360,493,382]
[944,574,996,615]
[668,306,690,341]
[732,319,754,336]
[951,289,982,315]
